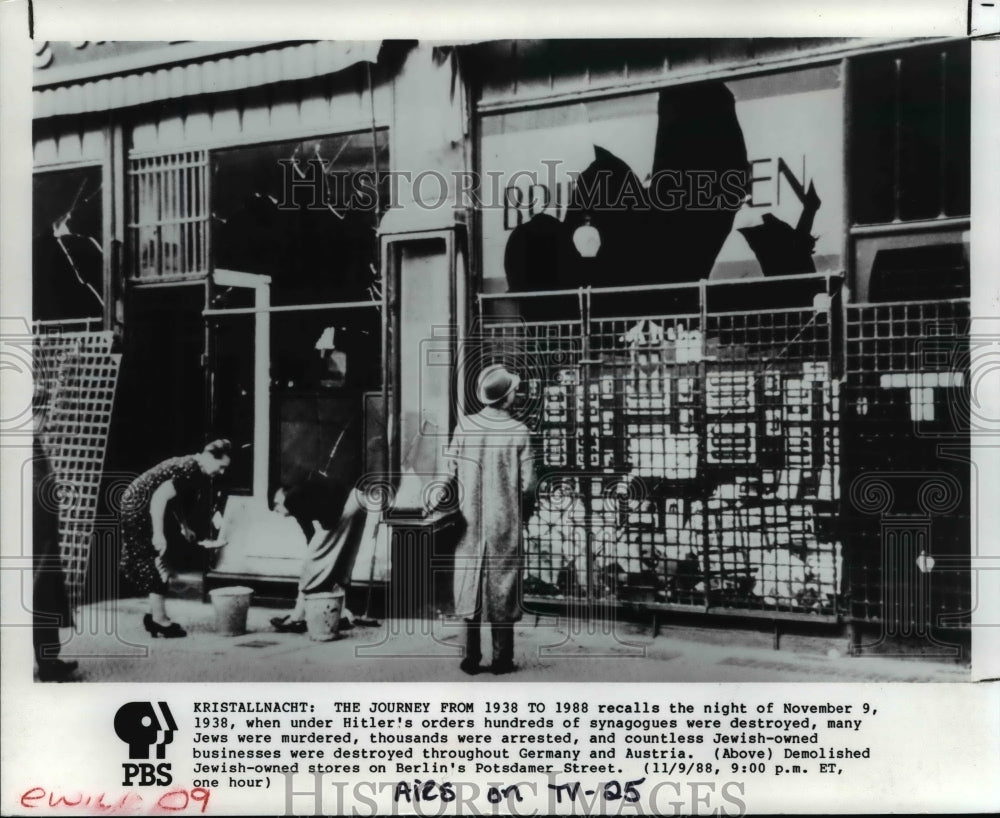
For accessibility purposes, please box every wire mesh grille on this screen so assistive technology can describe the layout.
[33,332,121,609]
[843,299,970,629]
[481,284,843,619]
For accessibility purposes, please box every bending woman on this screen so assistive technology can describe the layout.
[120,440,231,637]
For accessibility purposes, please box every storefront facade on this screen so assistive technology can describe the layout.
[466,38,971,642]
[33,38,972,645]
[32,40,470,595]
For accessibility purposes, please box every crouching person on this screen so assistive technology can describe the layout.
[271,476,365,635]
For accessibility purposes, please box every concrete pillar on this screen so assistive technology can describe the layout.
[381,44,472,489]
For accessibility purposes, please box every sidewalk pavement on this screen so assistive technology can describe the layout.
[42,593,969,684]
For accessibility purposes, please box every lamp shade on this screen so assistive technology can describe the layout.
[314,327,337,350]
[572,219,601,258]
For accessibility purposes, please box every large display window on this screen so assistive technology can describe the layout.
[480,65,844,302]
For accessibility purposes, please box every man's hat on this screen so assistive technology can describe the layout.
[477,365,520,406]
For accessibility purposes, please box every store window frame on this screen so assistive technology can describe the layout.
[209,129,390,304]
[202,127,390,506]
[844,39,971,303]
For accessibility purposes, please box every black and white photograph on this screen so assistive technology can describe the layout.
[2,1,999,815]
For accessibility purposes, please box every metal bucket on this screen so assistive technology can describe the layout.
[209,586,254,636]
[304,590,345,642]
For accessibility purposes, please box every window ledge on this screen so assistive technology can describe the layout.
[849,217,970,237]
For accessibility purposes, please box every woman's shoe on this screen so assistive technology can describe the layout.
[143,613,187,638]
[271,616,307,634]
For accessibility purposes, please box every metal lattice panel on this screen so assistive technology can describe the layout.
[33,334,122,609]
[33,331,114,449]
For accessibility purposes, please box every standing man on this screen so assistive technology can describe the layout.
[447,365,536,675]
[32,384,77,681]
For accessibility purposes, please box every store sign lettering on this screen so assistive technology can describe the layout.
[504,180,574,229]
[33,41,186,72]
[503,155,806,230]
[34,41,107,70]
[747,156,809,208]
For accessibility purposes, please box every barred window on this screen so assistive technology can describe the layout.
[127,150,210,281]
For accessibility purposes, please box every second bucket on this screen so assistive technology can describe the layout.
[304,590,345,641]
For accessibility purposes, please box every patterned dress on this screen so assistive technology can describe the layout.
[119,456,204,595]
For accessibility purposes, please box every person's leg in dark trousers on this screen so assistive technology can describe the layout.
[32,440,77,682]
[33,606,76,682]
[460,617,483,675]
[460,582,486,675]
[33,567,77,682]
[490,622,515,674]
[33,616,60,666]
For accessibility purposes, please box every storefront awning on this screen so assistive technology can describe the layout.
[34,41,382,119]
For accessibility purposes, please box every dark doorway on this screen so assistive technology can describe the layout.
[101,283,211,592]
[108,284,207,478]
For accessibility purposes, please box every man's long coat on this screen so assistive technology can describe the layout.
[447,407,536,622]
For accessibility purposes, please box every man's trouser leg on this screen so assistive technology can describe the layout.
[491,622,515,674]
[460,618,483,674]
[34,620,60,663]
[34,606,76,681]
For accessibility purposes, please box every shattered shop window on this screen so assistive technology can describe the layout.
[211,131,390,306]
[33,167,104,322]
